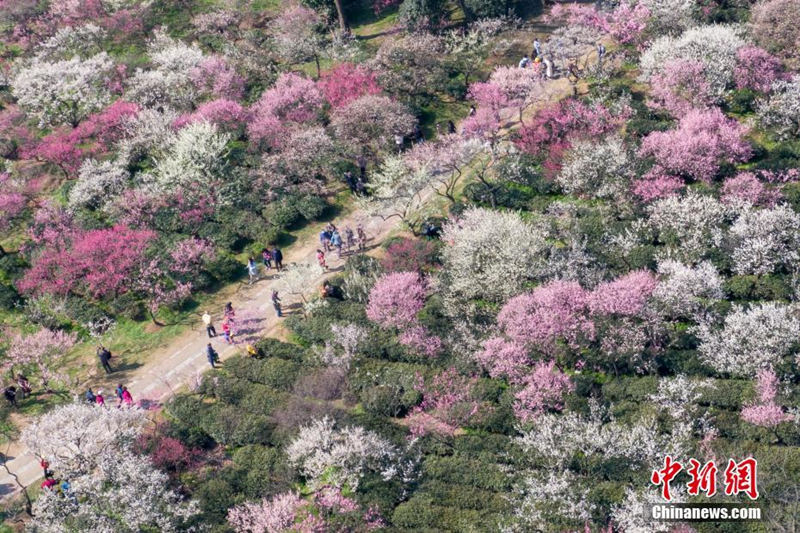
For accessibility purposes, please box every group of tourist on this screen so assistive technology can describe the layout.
[316,221,367,270]
[84,382,133,408]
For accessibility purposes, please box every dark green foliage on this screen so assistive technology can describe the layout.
[724,274,793,302]
[0,283,21,310]
[252,338,308,362]
[285,299,367,346]
[398,0,447,29]
[223,356,300,391]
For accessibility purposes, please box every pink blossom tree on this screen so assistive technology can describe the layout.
[721,172,782,206]
[496,280,595,356]
[0,174,27,250]
[750,0,800,68]
[366,272,426,330]
[18,225,155,300]
[174,99,247,130]
[5,328,77,391]
[741,369,793,428]
[318,63,381,109]
[648,59,715,117]
[734,46,783,93]
[475,337,531,383]
[639,107,751,186]
[189,56,245,101]
[227,491,306,533]
[409,368,482,437]
[247,73,324,148]
[330,94,416,160]
[588,270,657,317]
[513,361,573,423]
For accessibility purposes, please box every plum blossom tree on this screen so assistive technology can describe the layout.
[693,302,800,376]
[277,262,325,307]
[5,329,77,391]
[639,25,745,101]
[358,155,431,234]
[728,204,800,275]
[174,99,247,130]
[408,368,482,437]
[270,5,329,78]
[227,491,306,533]
[652,260,724,320]
[68,159,129,210]
[749,0,800,68]
[734,46,783,93]
[404,134,484,203]
[513,361,573,423]
[248,73,324,148]
[318,62,381,109]
[11,52,114,127]
[588,270,657,318]
[330,94,416,160]
[639,107,751,186]
[741,369,793,428]
[371,33,448,100]
[366,271,426,329]
[496,280,595,356]
[438,208,548,314]
[720,172,782,207]
[259,126,339,194]
[757,75,800,140]
[469,65,547,124]
[189,55,244,101]
[542,25,600,91]
[286,416,398,490]
[0,173,27,235]
[556,136,632,200]
[18,225,155,300]
[647,192,728,263]
[647,59,715,116]
[23,403,198,532]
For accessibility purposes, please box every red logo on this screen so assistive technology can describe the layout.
[651,456,758,501]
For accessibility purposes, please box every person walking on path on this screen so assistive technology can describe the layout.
[40,459,53,479]
[271,246,283,270]
[261,248,272,270]
[271,290,282,318]
[532,37,541,59]
[97,345,113,374]
[344,226,355,254]
[95,390,105,407]
[224,302,235,323]
[222,319,234,344]
[206,343,219,369]
[357,224,367,252]
[247,257,259,284]
[330,229,343,259]
[202,311,216,338]
[316,249,328,271]
[85,388,96,404]
[319,228,331,252]
[115,383,124,406]
[120,386,133,407]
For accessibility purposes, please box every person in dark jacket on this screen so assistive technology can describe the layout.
[271,246,283,270]
[97,345,113,374]
[206,343,219,369]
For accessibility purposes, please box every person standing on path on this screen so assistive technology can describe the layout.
[222,320,233,344]
[85,388,96,404]
[224,302,235,323]
[261,248,272,270]
[247,257,259,284]
[357,224,367,252]
[320,228,331,252]
[202,311,216,338]
[330,229,343,259]
[317,249,328,271]
[532,37,541,59]
[271,290,282,317]
[206,343,219,369]
[272,246,283,270]
[97,345,113,374]
[95,390,105,407]
[3,386,17,408]
[344,226,355,254]
[120,386,133,407]
[115,383,124,406]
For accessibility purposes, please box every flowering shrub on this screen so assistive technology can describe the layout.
[409,368,481,436]
[741,369,793,427]
[366,272,427,329]
[381,238,439,273]
[513,361,573,422]
[318,63,381,108]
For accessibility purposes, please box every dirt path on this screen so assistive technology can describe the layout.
[0,207,402,500]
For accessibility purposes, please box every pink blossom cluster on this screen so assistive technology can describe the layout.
[741,369,793,427]
[190,56,245,101]
[318,63,382,109]
[174,99,247,130]
[513,361,574,422]
[409,368,481,437]
[720,172,782,206]
[734,46,783,93]
[248,73,324,148]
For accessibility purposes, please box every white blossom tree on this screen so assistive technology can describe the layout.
[286,416,398,490]
[23,403,198,532]
[277,261,325,307]
[438,207,548,315]
[68,159,129,211]
[758,75,800,140]
[11,53,114,127]
[647,192,728,264]
[652,259,724,320]
[693,302,800,376]
[556,136,633,201]
[729,204,800,275]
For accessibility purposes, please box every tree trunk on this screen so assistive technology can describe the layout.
[333,0,349,34]
[314,55,321,79]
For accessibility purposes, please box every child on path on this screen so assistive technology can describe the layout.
[222,320,233,344]
[317,249,328,271]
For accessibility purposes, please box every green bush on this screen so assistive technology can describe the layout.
[0,283,21,310]
[361,384,405,417]
[724,274,793,302]
[253,338,307,362]
[206,253,243,283]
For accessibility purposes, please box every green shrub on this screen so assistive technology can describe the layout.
[0,283,21,310]
[724,274,793,302]
[206,253,243,283]
[253,338,307,362]
[361,385,405,417]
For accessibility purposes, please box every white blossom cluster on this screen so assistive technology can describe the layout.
[117,107,178,163]
[151,121,231,192]
[648,192,729,263]
[640,0,698,36]
[693,302,800,376]
[34,23,107,61]
[639,25,745,101]
[286,416,398,490]
[68,159,129,211]
[556,136,632,201]
[729,204,800,275]
[439,207,548,313]
[758,75,800,140]
[11,53,114,128]
[653,259,724,320]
